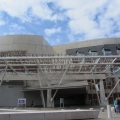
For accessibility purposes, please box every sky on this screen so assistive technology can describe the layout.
[0,0,120,45]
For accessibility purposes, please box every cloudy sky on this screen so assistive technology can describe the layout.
[0,0,120,45]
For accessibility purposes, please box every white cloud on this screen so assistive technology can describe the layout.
[54,0,120,41]
[3,32,15,35]
[44,27,61,36]
[1,0,120,44]
[67,33,75,42]
[0,0,62,22]
[0,20,5,26]
[0,12,6,26]
[44,36,61,45]
[9,23,24,30]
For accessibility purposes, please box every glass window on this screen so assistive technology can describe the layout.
[89,50,98,56]
[102,48,111,55]
[76,51,84,56]
[117,49,120,55]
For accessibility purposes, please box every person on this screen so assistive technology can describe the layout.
[31,101,35,107]
[114,98,119,114]
[114,98,117,113]
[117,97,120,113]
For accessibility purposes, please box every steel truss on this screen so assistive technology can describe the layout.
[0,55,120,104]
[0,55,120,84]
[0,55,119,74]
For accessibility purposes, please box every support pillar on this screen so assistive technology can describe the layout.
[37,67,45,108]
[100,79,108,106]
[40,90,45,108]
[47,80,54,107]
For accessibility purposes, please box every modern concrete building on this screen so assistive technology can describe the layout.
[0,35,120,107]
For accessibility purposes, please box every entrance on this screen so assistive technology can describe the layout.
[53,87,86,107]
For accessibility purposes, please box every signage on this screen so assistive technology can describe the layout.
[18,99,26,104]
[17,98,26,107]
[60,98,64,104]
[60,98,64,107]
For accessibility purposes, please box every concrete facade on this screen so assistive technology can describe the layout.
[0,85,23,107]
[0,35,52,55]
[0,35,120,107]
[52,38,120,55]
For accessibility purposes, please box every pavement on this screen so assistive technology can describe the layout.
[97,111,120,120]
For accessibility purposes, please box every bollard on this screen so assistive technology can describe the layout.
[101,107,104,112]
[107,105,112,118]
[111,107,114,112]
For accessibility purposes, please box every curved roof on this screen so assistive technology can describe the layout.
[0,35,52,55]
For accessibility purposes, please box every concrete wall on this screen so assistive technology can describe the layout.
[0,85,46,107]
[0,85,23,107]
[52,38,120,54]
[0,35,52,55]
[0,35,120,55]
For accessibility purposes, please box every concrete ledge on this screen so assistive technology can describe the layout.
[10,113,44,120]
[65,110,99,119]
[0,114,9,120]
[0,110,100,120]
[44,112,65,120]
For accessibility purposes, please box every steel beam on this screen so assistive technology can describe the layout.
[112,67,120,74]
[103,58,116,72]
[51,64,69,102]
[22,84,88,91]
[37,67,45,107]
[0,65,8,86]
[90,58,100,72]
[38,68,46,107]
[78,58,84,73]
[106,78,120,101]
[35,58,66,81]
[91,72,101,106]
[4,60,18,74]
[0,55,119,60]
[0,56,119,75]
[0,63,120,67]
[19,59,31,74]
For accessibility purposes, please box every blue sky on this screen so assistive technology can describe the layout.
[0,0,120,45]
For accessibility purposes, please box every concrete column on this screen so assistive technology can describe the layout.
[100,79,108,106]
[47,80,54,107]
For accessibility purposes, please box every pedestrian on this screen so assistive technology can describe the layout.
[114,98,119,114]
[31,101,35,107]
[114,98,117,113]
[117,97,120,113]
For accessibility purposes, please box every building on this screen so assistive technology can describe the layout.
[0,35,120,107]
